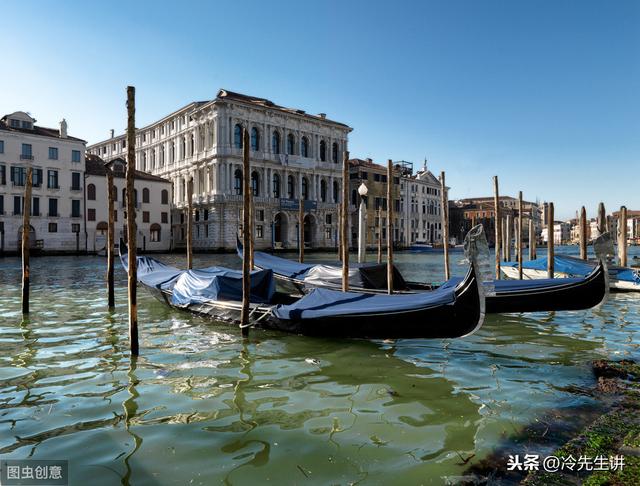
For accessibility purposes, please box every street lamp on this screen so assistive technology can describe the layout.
[358,182,368,263]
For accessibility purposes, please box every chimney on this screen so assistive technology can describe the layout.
[319,113,326,119]
[366,158,372,164]
[110,129,115,138]
[59,119,68,139]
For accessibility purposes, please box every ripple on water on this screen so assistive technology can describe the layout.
[0,251,638,483]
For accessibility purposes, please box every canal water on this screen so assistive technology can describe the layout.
[1,247,639,485]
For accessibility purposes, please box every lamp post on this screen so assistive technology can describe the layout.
[357,182,368,263]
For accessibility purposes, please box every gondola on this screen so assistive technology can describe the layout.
[501,255,640,292]
[239,234,608,314]
[119,241,484,339]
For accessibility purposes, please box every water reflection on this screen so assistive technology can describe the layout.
[0,251,638,484]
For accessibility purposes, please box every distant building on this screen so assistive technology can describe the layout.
[84,155,172,252]
[541,221,571,245]
[88,89,351,250]
[612,209,640,244]
[348,158,402,248]
[0,111,86,253]
[398,160,444,246]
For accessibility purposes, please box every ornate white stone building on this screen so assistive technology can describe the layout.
[88,90,352,250]
[398,160,444,246]
[0,111,86,253]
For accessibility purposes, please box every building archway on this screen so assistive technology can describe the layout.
[17,225,36,249]
[273,212,288,246]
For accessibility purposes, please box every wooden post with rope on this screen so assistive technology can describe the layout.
[125,86,139,355]
[619,206,628,267]
[298,197,304,263]
[528,218,536,261]
[579,206,587,260]
[21,167,33,314]
[187,177,193,269]
[518,191,523,279]
[377,208,382,264]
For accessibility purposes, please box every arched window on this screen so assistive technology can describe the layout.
[301,177,309,200]
[181,137,186,159]
[170,142,175,162]
[151,150,156,169]
[351,189,357,206]
[319,140,326,161]
[287,134,295,155]
[251,171,260,196]
[161,189,169,205]
[234,124,243,148]
[320,179,327,202]
[300,137,309,158]
[142,187,150,204]
[287,175,295,199]
[234,169,242,195]
[133,189,138,205]
[150,223,161,242]
[122,188,126,203]
[333,181,339,202]
[332,142,339,163]
[250,127,260,151]
[272,131,280,154]
[113,186,118,201]
[273,173,280,198]
[190,134,195,156]
[142,152,147,171]
[87,183,96,201]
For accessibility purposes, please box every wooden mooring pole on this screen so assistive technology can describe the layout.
[518,191,523,279]
[240,128,251,336]
[619,206,628,267]
[186,177,193,269]
[107,170,115,309]
[341,151,350,291]
[579,206,587,260]
[377,208,382,264]
[493,176,501,279]
[126,86,139,356]
[337,203,342,261]
[249,187,254,270]
[387,160,394,294]
[440,171,450,281]
[298,197,304,263]
[547,202,554,279]
[597,202,607,236]
[528,218,536,261]
[22,167,33,314]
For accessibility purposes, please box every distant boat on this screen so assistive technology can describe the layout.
[501,255,640,292]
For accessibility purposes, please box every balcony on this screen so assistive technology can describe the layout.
[20,154,34,160]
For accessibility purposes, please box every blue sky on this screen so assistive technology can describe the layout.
[2,1,638,219]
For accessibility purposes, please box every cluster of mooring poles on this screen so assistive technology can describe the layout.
[21,87,634,355]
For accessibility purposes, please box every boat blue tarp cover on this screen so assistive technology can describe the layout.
[616,268,640,285]
[124,254,276,304]
[170,267,276,306]
[444,275,585,292]
[273,285,456,321]
[505,255,595,276]
[251,251,315,279]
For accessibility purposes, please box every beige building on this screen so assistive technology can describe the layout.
[84,155,172,252]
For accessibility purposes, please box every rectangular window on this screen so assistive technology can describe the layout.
[72,150,81,163]
[325,214,332,224]
[143,211,150,223]
[47,170,59,189]
[257,209,264,221]
[71,199,81,217]
[71,172,81,190]
[161,212,168,224]
[21,144,33,160]
[0,164,5,185]
[48,198,58,217]
[72,223,80,233]
[114,210,118,221]
[394,177,400,185]
[256,225,263,238]
[33,168,43,187]
[0,195,3,214]
[0,140,4,153]
[32,197,39,216]
[88,208,96,221]
[325,228,332,240]
[361,171,368,180]
[13,196,22,215]
[48,223,58,233]
[151,228,161,242]
[11,166,26,186]
[49,147,58,160]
